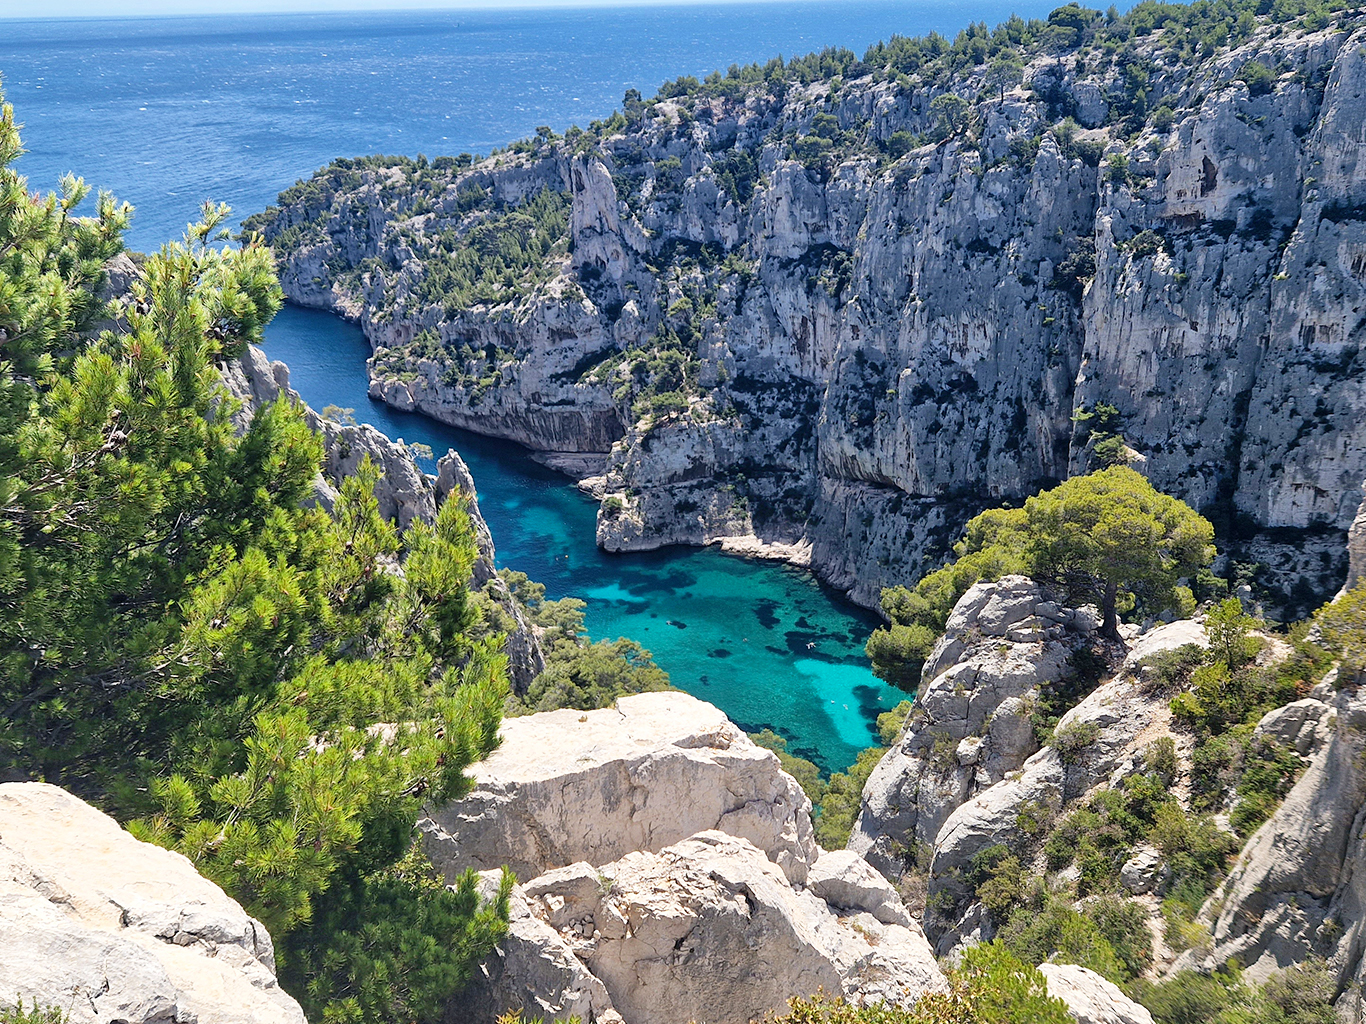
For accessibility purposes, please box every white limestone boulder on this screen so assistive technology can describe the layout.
[0,782,304,1024]
[1039,962,1155,1024]
[420,691,819,885]
[468,832,945,1024]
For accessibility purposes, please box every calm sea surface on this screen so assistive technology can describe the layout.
[2,0,1057,770]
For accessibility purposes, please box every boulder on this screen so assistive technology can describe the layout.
[1119,847,1168,896]
[806,849,912,926]
[1039,962,1155,1024]
[850,577,1094,877]
[455,872,624,1024]
[456,832,945,1024]
[1254,697,1332,756]
[420,691,818,885]
[0,782,303,1024]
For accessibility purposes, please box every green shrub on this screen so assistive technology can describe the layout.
[771,942,1074,1024]
[751,728,827,803]
[0,1002,65,1024]
[999,896,1126,983]
[815,747,887,848]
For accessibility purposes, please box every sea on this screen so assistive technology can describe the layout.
[1,0,1059,771]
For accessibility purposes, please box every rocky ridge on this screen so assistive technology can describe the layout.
[250,8,1366,617]
[846,573,1213,954]
[429,690,947,1024]
[0,782,305,1024]
[220,344,545,688]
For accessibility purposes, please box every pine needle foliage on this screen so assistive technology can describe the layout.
[0,89,510,1024]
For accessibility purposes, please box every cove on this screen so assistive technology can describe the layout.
[264,304,901,772]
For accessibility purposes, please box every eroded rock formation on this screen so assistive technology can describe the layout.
[0,782,304,1024]
[848,575,1099,877]
[252,15,1366,617]
[435,691,946,1023]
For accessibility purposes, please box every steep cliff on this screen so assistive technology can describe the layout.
[248,4,1366,615]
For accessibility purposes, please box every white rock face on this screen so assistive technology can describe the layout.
[420,691,818,885]
[456,833,945,1024]
[806,849,913,926]
[0,783,304,1024]
[1196,688,1366,996]
[260,25,1366,618]
[850,577,1095,877]
[1342,481,1366,596]
[1039,963,1155,1024]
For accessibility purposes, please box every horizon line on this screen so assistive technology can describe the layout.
[1,0,923,22]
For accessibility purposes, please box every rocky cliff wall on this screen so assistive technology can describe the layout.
[250,10,1366,617]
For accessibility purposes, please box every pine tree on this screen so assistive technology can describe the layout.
[0,88,511,1023]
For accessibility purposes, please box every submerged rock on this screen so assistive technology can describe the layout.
[0,782,303,1024]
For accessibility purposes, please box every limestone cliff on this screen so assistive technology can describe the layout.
[248,7,1366,617]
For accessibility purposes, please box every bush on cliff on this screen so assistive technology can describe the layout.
[499,569,675,713]
[868,469,1215,689]
[767,942,1074,1024]
[0,94,508,1024]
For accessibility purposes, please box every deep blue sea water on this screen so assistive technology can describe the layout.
[1,1,1060,770]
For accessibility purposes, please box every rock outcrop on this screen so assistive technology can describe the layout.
[220,345,544,688]
[848,576,1097,876]
[1343,481,1366,596]
[420,690,817,885]
[0,782,304,1024]
[439,692,947,1023]
[1040,963,1156,1024]
[252,13,1366,618]
[1191,687,1366,1005]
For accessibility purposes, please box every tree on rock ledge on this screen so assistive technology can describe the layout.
[1023,466,1214,640]
[868,469,1214,687]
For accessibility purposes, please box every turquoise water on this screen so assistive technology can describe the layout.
[264,306,898,772]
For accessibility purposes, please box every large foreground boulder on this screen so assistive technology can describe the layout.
[420,690,818,885]
[0,782,304,1024]
[457,832,945,1024]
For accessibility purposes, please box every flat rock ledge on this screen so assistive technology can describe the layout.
[0,782,304,1024]
[420,690,819,885]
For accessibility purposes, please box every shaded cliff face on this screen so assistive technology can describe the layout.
[248,7,1366,615]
